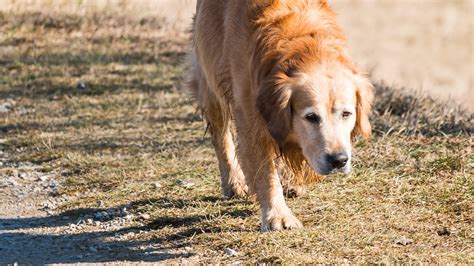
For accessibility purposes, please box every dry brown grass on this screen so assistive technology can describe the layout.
[0,8,473,264]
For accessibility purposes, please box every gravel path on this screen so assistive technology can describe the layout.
[0,138,198,264]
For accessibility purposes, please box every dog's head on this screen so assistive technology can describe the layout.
[256,63,373,175]
[252,1,373,175]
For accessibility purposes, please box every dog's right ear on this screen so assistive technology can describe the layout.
[351,75,374,140]
[256,77,292,150]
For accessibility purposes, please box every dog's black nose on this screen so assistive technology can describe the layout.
[326,153,348,169]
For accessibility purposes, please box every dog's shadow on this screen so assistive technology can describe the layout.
[0,196,253,264]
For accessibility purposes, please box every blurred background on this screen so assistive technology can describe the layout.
[1,0,472,111]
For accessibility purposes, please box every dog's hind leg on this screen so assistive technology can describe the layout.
[188,64,247,198]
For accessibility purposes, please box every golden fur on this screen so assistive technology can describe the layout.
[187,0,373,231]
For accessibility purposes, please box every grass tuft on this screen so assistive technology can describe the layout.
[373,83,473,136]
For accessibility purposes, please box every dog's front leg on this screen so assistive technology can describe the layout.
[233,108,302,231]
[255,165,303,232]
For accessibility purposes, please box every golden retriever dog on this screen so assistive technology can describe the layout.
[187,0,373,231]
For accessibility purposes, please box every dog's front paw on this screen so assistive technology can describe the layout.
[261,207,303,231]
[222,181,248,199]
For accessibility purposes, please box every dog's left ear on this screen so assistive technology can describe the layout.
[352,75,374,140]
[256,78,292,150]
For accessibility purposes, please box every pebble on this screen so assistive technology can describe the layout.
[0,102,13,113]
[85,218,94,224]
[43,202,56,209]
[176,179,194,189]
[224,248,239,256]
[38,175,49,182]
[394,236,413,246]
[98,200,105,207]
[121,208,129,216]
[139,213,150,220]
[76,82,87,91]
[19,172,28,179]
[49,180,58,188]
[151,182,162,189]
[69,224,77,230]
[437,227,451,236]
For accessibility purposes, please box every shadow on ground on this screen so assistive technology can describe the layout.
[0,196,251,264]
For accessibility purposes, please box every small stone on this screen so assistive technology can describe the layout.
[176,179,194,189]
[43,202,56,209]
[49,179,58,188]
[94,221,101,226]
[77,82,87,91]
[69,223,77,230]
[85,218,93,224]
[394,236,413,246]
[184,246,193,252]
[224,248,239,256]
[437,227,450,236]
[19,172,28,179]
[151,182,162,189]
[0,102,12,113]
[121,207,129,216]
[139,213,151,220]
[97,200,105,207]
[38,175,49,182]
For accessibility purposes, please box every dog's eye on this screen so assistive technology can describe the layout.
[305,113,321,124]
[342,111,352,118]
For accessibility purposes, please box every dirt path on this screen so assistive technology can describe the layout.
[0,143,198,264]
